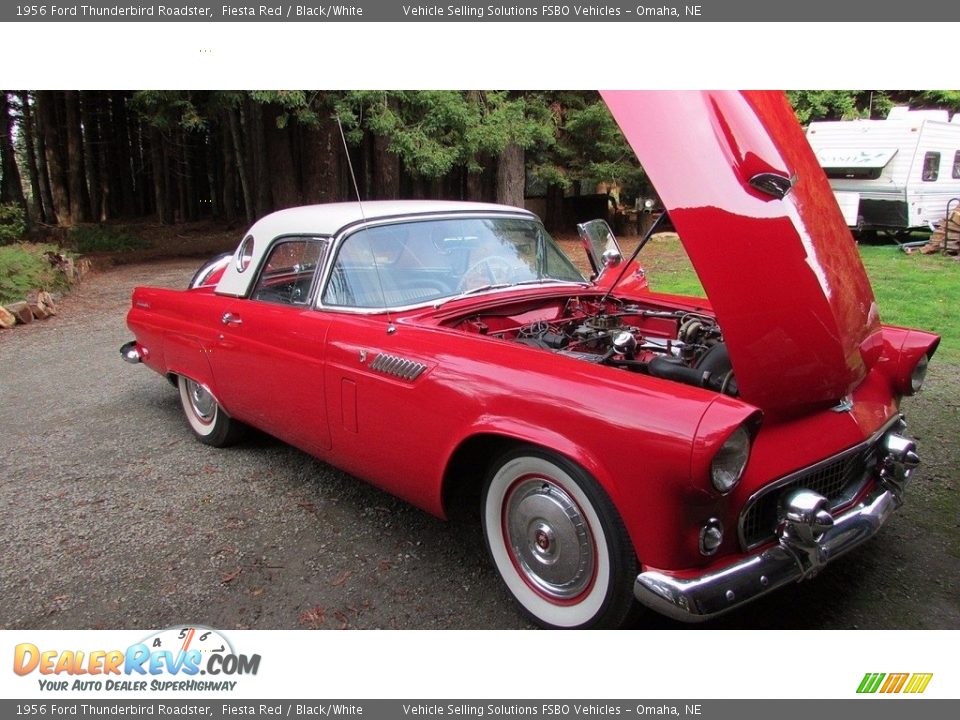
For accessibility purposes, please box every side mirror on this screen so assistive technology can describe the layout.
[577,219,623,280]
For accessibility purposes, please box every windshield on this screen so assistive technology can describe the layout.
[323,216,586,309]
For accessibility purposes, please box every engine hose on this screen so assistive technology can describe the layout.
[648,356,713,389]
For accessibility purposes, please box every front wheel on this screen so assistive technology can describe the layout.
[177,375,245,447]
[481,447,639,629]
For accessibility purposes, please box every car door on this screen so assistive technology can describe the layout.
[210,236,333,454]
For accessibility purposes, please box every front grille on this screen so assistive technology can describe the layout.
[739,436,885,549]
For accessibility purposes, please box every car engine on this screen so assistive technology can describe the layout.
[447,296,738,396]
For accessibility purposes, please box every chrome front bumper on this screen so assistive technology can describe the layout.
[634,432,919,622]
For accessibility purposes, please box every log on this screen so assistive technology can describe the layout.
[5,301,33,324]
[39,291,57,316]
[26,290,57,315]
[29,303,50,320]
[0,305,15,329]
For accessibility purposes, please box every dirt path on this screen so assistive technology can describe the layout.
[0,261,957,630]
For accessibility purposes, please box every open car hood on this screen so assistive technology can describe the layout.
[602,91,882,414]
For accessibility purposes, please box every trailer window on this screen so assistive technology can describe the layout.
[922,152,940,182]
[952,151,960,179]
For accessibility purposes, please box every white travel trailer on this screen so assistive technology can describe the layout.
[806,107,960,235]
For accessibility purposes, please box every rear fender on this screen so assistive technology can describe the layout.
[162,334,221,406]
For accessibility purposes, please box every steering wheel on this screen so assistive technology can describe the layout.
[457,255,516,292]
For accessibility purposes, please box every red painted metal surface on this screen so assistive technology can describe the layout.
[602,90,882,415]
[125,92,940,578]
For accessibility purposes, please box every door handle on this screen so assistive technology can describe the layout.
[221,312,243,326]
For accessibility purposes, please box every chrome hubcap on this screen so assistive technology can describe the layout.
[505,478,595,600]
[186,380,215,423]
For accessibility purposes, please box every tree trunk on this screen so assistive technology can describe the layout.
[109,92,137,217]
[132,118,150,216]
[245,98,272,219]
[496,142,525,208]
[94,94,111,221]
[25,92,55,224]
[149,126,172,224]
[227,107,253,223]
[177,127,190,222]
[37,91,71,225]
[64,91,89,223]
[372,131,400,200]
[220,122,236,221]
[16,92,46,223]
[80,92,103,221]
[301,116,341,204]
[0,92,27,210]
[263,104,301,210]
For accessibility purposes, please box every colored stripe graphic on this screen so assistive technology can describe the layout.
[904,673,933,694]
[857,673,885,693]
[880,673,909,693]
[857,672,932,694]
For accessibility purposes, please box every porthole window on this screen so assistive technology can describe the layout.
[236,235,255,272]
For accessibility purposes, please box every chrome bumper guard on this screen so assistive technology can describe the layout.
[634,431,920,622]
[120,340,142,364]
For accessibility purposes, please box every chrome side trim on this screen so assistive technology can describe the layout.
[368,353,427,382]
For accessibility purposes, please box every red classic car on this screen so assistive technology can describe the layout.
[121,91,939,629]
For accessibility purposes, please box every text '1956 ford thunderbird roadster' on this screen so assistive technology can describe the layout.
[121,91,939,628]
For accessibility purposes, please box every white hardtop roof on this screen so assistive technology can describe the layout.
[246,200,534,239]
[215,200,535,298]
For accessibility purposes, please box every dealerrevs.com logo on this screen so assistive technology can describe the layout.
[13,626,260,692]
[857,673,933,694]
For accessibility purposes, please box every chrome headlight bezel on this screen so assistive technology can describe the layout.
[711,425,751,494]
[910,354,929,394]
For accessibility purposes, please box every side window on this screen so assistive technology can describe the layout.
[953,150,960,180]
[921,151,940,182]
[251,238,325,305]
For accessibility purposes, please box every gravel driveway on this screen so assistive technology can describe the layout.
[1,260,957,630]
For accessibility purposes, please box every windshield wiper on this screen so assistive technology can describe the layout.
[512,278,591,288]
[433,283,512,308]
[433,278,591,309]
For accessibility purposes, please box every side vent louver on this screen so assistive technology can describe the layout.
[369,353,427,382]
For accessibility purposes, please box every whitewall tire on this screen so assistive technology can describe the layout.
[482,447,638,629]
[177,375,245,447]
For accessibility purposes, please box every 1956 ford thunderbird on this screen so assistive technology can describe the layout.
[121,91,939,628]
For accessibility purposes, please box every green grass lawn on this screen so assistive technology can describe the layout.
[641,235,959,361]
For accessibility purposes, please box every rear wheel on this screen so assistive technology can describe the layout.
[481,447,639,629]
[177,375,245,447]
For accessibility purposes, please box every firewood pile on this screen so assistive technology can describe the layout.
[920,208,960,256]
[0,251,89,330]
[0,291,58,329]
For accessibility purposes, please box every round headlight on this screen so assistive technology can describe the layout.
[910,354,929,394]
[711,426,751,494]
[643,198,655,209]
